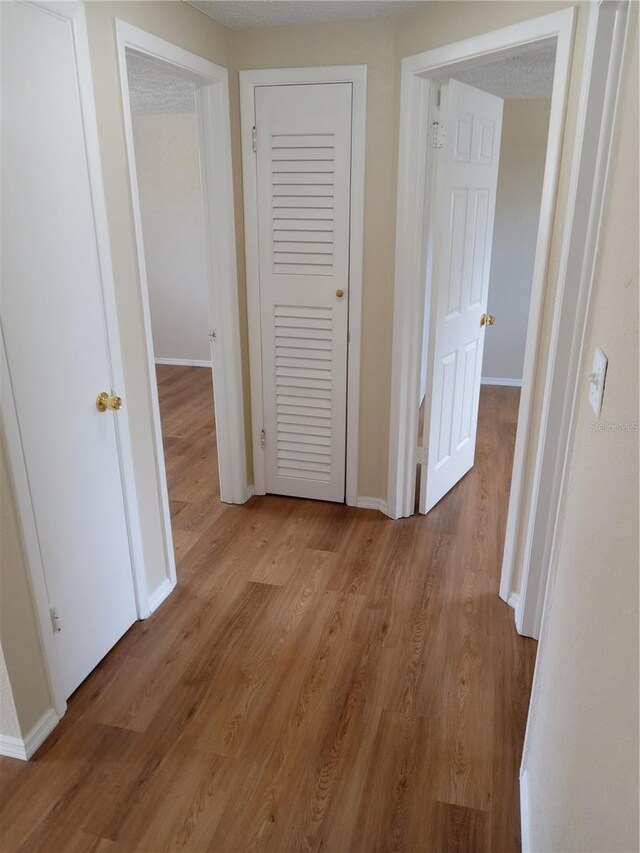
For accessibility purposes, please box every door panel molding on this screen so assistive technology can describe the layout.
[240,65,366,506]
[421,80,503,513]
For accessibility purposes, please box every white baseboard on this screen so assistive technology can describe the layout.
[520,769,532,853]
[0,707,59,761]
[154,357,212,368]
[243,484,255,501]
[481,377,523,387]
[0,732,29,761]
[147,578,175,614]
[356,496,389,516]
[508,591,520,610]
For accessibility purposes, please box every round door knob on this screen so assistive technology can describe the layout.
[96,392,123,412]
[336,289,345,298]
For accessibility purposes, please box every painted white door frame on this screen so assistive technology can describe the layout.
[240,66,366,506]
[513,0,632,640]
[519,4,631,839]
[0,1,147,719]
[387,8,576,637]
[116,22,249,595]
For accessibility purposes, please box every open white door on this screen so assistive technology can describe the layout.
[253,82,352,502]
[1,2,138,699]
[419,79,503,513]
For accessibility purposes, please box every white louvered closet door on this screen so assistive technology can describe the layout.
[255,83,352,502]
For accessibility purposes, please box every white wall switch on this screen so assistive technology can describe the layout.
[588,347,608,417]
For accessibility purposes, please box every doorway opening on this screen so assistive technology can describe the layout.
[388,8,577,641]
[415,46,554,540]
[125,52,220,576]
[116,23,247,609]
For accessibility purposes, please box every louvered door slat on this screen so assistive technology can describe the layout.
[256,82,351,500]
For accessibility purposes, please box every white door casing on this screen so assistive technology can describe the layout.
[1,1,139,700]
[254,82,353,502]
[420,79,503,513]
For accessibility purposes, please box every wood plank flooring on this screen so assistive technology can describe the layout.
[0,366,537,852]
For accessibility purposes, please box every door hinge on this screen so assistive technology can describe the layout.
[435,81,442,108]
[416,446,429,465]
[208,329,217,342]
[252,125,257,153]
[430,120,445,149]
[50,607,61,633]
[260,428,266,449]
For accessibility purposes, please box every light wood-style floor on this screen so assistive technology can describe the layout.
[0,365,536,852]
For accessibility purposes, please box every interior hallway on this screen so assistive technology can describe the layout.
[0,371,536,852]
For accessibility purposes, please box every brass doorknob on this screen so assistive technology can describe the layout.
[480,313,496,326]
[336,289,345,298]
[96,392,123,412]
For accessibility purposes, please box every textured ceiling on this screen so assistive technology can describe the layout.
[451,42,556,99]
[127,19,555,114]
[186,0,424,28]
[127,52,196,115]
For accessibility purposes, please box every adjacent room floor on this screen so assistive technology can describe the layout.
[0,370,536,852]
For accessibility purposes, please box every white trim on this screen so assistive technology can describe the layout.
[507,592,520,610]
[154,357,213,368]
[356,497,389,515]
[239,65,366,506]
[512,0,631,637]
[0,1,148,719]
[519,769,533,853]
[115,23,249,597]
[519,0,632,792]
[481,377,523,388]
[0,734,28,762]
[0,708,59,761]
[147,578,175,614]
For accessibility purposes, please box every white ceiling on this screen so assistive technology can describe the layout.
[450,42,556,99]
[186,0,424,28]
[127,53,196,115]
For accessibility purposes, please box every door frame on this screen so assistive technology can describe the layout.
[115,22,249,595]
[0,1,147,719]
[387,8,577,637]
[239,65,367,506]
[519,1,632,826]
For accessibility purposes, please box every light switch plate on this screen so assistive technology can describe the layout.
[589,347,608,417]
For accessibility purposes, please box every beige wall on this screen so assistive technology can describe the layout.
[483,99,551,383]
[0,646,20,739]
[132,111,211,364]
[525,13,639,849]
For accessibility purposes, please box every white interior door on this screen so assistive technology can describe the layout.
[420,79,503,513]
[1,2,138,698]
[254,82,352,502]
